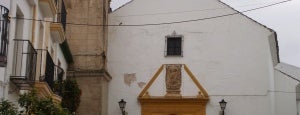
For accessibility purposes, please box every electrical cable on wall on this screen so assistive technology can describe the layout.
[4,0,292,27]
[111,0,288,17]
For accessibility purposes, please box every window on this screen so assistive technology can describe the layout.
[167,37,182,56]
[165,31,183,56]
[0,6,9,67]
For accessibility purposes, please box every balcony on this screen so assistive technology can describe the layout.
[56,0,67,31]
[10,39,37,89]
[50,23,65,43]
[55,65,64,96]
[50,0,66,43]
[0,5,9,67]
[42,50,55,90]
[35,49,64,102]
[39,0,57,17]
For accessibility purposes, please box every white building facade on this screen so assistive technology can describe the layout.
[107,0,299,115]
[274,63,300,115]
[0,0,71,105]
[0,0,10,99]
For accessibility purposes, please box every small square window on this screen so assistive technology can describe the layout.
[167,37,182,56]
[165,31,183,57]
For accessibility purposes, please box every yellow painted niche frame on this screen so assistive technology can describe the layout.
[138,64,209,99]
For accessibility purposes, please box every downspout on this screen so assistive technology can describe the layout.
[102,0,107,70]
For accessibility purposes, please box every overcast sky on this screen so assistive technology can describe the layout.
[110,0,300,68]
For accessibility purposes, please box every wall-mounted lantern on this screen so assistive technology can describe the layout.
[118,99,126,115]
[219,99,227,115]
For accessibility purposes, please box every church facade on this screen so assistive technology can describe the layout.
[107,0,298,115]
[1,0,300,115]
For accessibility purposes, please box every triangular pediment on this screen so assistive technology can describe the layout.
[138,64,209,99]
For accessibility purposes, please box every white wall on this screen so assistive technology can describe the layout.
[274,63,300,115]
[108,0,275,115]
[14,0,33,40]
[56,45,68,79]
[4,0,35,101]
[0,68,5,99]
[0,0,10,8]
[273,69,298,115]
[5,0,66,101]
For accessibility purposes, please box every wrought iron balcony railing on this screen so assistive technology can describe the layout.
[36,49,64,95]
[56,0,67,31]
[56,65,64,82]
[44,50,55,90]
[10,39,37,89]
[55,65,64,96]
[0,5,9,67]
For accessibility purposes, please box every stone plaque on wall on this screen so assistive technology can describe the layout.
[165,64,182,97]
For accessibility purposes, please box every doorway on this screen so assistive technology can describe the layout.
[139,98,207,115]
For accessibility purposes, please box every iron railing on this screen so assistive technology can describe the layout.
[56,0,66,31]
[56,65,64,82]
[55,65,64,96]
[44,51,55,90]
[0,5,9,67]
[36,49,64,95]
[10,39,37,89]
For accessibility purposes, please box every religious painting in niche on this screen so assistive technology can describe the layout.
[165,64,182,97]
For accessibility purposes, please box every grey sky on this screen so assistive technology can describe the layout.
[110,0,300,67]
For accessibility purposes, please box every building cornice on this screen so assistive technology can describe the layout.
[67,69,112,81]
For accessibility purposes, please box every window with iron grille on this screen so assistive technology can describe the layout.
[165,31,183,56]
[0,5,9,67]
[167,37,182,56]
